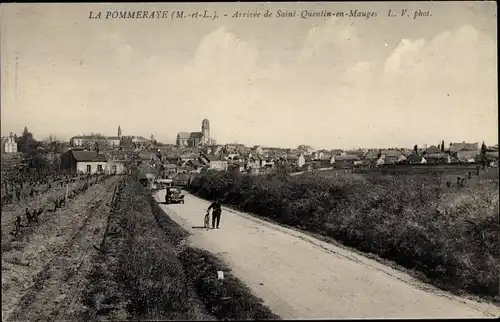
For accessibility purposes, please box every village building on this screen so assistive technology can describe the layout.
[285,154,306,168]
[449,142,478,162]
[172,173,191,187]
[176,119,216,147]
[397,154,408,163]
[407,154,427,165]
[330,149,344,157]
[1,133,18,153]
[199,153,228,171]
[425,152,451,164]
[70,135,120,148]
[106,160,127,175]
[318,154,334,165]
[60,150,108,174]
[381,150,402,165]
[425,145,442,154]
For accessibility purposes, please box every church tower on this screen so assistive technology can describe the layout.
[118,125,122,139]
[202,119,210,145]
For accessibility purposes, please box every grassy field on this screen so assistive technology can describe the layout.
[81,173,279,320]
[188,166,499,301]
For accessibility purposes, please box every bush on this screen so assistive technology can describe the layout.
[188,171,500,299]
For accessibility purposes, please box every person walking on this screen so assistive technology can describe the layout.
[207,198,223,229]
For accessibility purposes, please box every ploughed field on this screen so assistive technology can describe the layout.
[188,166,500,302]
[1,174,122,321]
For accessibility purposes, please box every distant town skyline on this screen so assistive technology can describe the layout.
[1,2,497,150]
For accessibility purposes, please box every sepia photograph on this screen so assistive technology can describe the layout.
[1,1,499,320]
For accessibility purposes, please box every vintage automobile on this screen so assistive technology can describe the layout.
[165,186,185,204]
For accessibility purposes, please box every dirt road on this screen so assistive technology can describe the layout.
[154,189,500,319]
[2,176,121,321]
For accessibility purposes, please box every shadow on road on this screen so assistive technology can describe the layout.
[192,226,211,230]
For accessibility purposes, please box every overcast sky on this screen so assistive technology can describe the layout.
[1,2,497,149]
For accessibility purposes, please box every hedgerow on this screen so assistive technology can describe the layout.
[188,170,499,299]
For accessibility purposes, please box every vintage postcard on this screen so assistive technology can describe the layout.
[1,1,498,321]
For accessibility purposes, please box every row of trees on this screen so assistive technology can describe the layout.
[12,127,65,155]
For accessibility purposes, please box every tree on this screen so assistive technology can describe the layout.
[43,135,63,154]
[481,141,487,156]
[17,126,39,155]
[297,144,314,152]
[441,140,445,152]
[413,145,418,153]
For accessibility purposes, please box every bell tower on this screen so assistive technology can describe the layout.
[202,119,210,145]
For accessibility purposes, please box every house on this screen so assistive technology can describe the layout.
[457,151,478,163]
[382,150,402,165]
[485,151,499,161]
[106,160,127,175]
[247,156,263,169]
[286,154,306,168]
[138,151,155,161]
[199,153,228,171]
[297,154,306,167]
[226,152,240,160]
[425,145,442,154]
[345,150,365,158]
[172,173,191,187]
[331,149,344,157]
[425,153,451,164]
[185,159,204,173]
[304,155,314,163]
[363,150,380,161]
[107,136,121,147]
[263,158,275,168]
[211,145,223,156]
[312,151,325,160]
[318,154,334,165]
[70,135,121,148]
[333,154,360,165]
[178,153,195,164]
[131,136,149,144]
[407,154,427,165]
[375,157,385,167]
[449,142,478,154]
[397,154,408,163]
[404,150,415,157]
[1,133,18,153]
[60,150,108,174]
